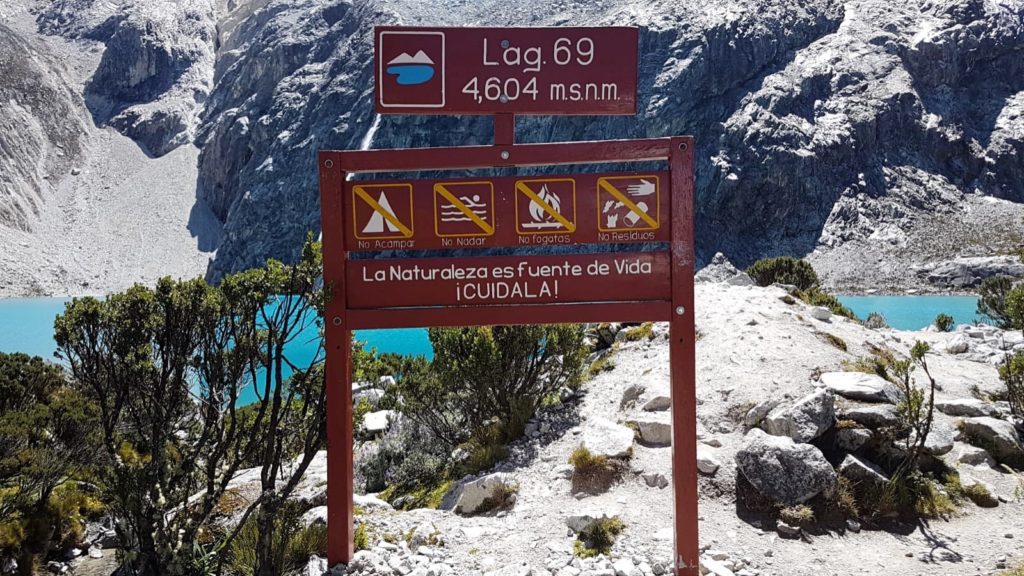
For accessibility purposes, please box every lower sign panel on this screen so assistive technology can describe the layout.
[347,252,670,309]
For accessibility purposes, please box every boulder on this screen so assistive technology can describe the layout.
[818,372,903,404]
[946,334,971,354]
[612,559,639,576]
[355,493,393,510]
[581,418,635,458]
[744,399,780,428]
[935,399,1001,418]
[697,446,721,475]
[735,429,837,505]
[836,427,872,452]
[695,253,749,286]
[363,410,395,434]
[631,417,672,446]
[301,506,327,527]
[408,522,440,551]
[917,421,955,456]
[960,417,1024,468]
[699,558,736,576]
[566,508,620,533]
[810,307,832,321]
[642,385,672,411]
[761,389,835,442]
[442,473,518,515]
[954,443,996,468]
[840,404,900,429]
[838,454,890,488]
[643,473,669,489]
[620,383,646,410]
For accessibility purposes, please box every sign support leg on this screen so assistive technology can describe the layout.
[320,158,354,567]
[668,137,699,575]
[494,113,515,146]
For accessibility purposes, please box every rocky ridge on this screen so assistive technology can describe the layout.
[3,0,1023,295]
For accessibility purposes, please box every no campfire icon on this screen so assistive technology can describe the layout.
[378,31,446,109]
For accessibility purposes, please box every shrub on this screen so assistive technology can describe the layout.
[746,257,820,291]
[817,332,848,351]
[934,313,954,332]
[998,352,1024,417]
[569,447,622,495]
[573,517,624,558]
[396,325,588,449]
[864,312,889,329]
[353,523,369,552]
[621,323,655,342]
[589,353,616,378]
[1007,285,1024,332]
[978,276,1015,328]
[799,288,857,320]
[356,418,447,495]
[778,505,815,527]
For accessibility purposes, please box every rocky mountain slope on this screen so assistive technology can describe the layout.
[1,0,1023,295]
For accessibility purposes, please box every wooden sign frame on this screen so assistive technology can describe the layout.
[318,119,698,574]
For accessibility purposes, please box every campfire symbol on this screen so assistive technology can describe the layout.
[522,184,564,229]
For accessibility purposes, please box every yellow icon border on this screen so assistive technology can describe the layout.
[433,181,496,238]
[514,178,577,235]
[596,175,661,233]
[352,183,415,240]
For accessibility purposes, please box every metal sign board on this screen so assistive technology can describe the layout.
[374,26,639,115]
[320,137,698,575]
[347,252,670,309]
[342,171,668,251]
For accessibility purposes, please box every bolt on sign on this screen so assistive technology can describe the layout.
[320,25,699,576]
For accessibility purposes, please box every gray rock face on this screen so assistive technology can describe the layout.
[83,0,216,157]
[840,404,900,429]
[631,417,672,447]
[169,0,1024,282]
[836,427,872,452]
[762,388,835,442]
[819,372,903,404]
[695,252,752,285]
[0,24,87,231]
[838,454,889,488]
[919,421,956,456]
[916,256,1024,288]
[961,417,1024,468]
[954,443,996,468]
[935,398,1002,418]
[736,429,837,506]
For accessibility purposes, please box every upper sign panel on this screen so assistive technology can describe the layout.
[375,26,639,115]
[343,171,668,252]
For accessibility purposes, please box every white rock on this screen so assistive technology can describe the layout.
[632,417,672,446]
[945,334,971,354]
[954,443,996,468]
[818,372,903,403]
[443,472,518,515]
[363,409,395,433]
[699,558,735,576]
[761,388,835,442]
[612,558,638,576]
[582,418,636,458]
[809,307,832,321]
[305,555,327,576]
[87,547,103,560]
[697,446,721,475]
[355,492,394,510]
[935,398,1001,418]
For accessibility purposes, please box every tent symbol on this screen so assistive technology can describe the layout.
[362,192,401,234]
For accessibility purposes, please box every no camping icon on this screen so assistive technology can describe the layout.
[352,184,415,240]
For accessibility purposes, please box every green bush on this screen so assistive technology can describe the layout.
[573,517,624,558]
[1007,285,1024,331]
[396,325,587,448]
[978,276,1015,328]
[864,312,889,329]
[999,352,1024,417]
[746,257,820,291]
[798,288,857,320]
[934,313,954,332]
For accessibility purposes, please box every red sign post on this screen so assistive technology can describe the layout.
[320,25,698,576]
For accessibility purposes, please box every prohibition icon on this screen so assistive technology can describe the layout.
[352,184,414,240]
[515,178,576,235]
[597,175,660,232]
[433,182,495,237]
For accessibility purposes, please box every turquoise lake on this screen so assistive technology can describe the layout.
[0,294,984,363]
